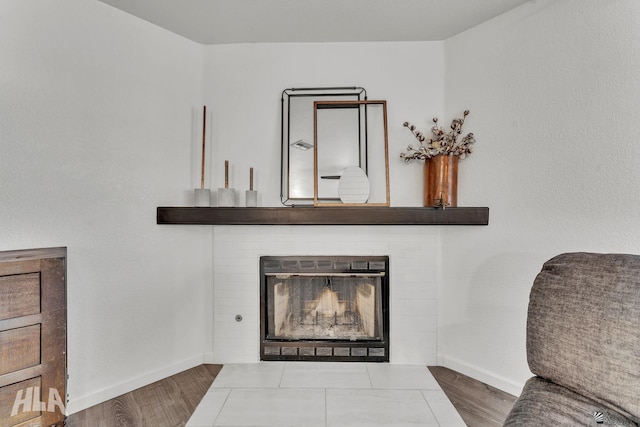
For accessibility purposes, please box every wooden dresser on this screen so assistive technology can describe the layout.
[0,247,66,427]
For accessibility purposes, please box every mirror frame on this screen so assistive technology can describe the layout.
[280,87,367,206]
[313,100,390,207]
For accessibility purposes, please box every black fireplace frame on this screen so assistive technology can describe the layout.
[260,255,390,362]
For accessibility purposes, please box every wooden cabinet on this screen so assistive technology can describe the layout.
[0,248,66,427]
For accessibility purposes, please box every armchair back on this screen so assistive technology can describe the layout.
[526,252,640,421]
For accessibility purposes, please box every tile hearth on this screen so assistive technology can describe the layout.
[186,362,465,427]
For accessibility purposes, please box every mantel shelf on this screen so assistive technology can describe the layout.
[156,206,489,226]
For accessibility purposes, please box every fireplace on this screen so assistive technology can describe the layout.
[260,256,389,362]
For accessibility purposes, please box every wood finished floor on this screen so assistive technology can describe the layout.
[65,364,222,427]
[65,364,516,427]
[428,366,517,427]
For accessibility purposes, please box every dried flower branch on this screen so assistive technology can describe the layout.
[400,110,476,162]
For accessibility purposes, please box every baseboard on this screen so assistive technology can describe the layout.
[66,354,204,415]
[439,354,525,397]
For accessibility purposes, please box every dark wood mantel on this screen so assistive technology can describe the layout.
[156,206,489,226]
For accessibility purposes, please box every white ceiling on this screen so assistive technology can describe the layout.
[97,0,530,44]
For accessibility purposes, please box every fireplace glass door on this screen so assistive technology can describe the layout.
[266,274,383,341]
[260,256,389,362]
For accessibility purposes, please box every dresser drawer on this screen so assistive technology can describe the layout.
[0,325,41,376]
[0,273,40,321]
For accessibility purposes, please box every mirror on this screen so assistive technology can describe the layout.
[314,100,390,207]
[281,87,367,205]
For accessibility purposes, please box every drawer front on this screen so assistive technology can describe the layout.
[0,325,41,376]
[0,377,41,426]
[0,274,40,321]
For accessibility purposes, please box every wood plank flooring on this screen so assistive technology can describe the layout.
[66,364,222,427]
[65,364,516,427]
[429,366,517,427]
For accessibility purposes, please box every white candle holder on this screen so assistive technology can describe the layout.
[218,188,235,207]
[245,190,258,207]
[194,188,211,207]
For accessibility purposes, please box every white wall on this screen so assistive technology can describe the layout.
[441,0,640,395]
[203,42,444,206]
[1,0,212,413]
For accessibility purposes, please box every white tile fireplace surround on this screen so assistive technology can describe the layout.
[211,226,439,365]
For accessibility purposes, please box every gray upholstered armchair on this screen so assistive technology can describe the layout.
[504,253,640,426]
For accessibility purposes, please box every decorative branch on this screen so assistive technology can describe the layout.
[200,106,207,189]
[400,110,475,162]
[224,160,229,189]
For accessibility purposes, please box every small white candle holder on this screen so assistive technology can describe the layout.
[218,188,235,207]
[245,167,257,207]
[218,160,235,207]
[194,188,211,207]
[245,190,258,207]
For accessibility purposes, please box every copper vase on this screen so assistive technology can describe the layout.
[424,155,458,207]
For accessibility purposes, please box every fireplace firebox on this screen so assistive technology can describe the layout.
[260,256,389,362]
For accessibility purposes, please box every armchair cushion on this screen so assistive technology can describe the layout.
[506,377,636,426]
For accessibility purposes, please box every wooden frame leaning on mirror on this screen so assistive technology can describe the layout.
[313,100,390,207]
